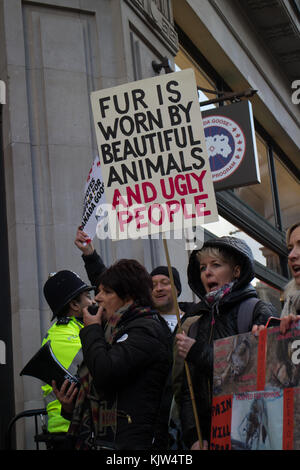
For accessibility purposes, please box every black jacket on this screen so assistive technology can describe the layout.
[81,249,197,449]
[179,237,278,448]
[79,303,172,450]
[82,249,106,289]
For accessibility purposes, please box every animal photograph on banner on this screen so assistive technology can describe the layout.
[211,321,300,450]
[90,69,218,241]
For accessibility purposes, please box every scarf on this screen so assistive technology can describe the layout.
[67,302,153,449]
[104,302,132,344]
[205,281,235,306]
[204,281,236,326]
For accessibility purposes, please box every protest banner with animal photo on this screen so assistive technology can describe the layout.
[211,320,300,450]
[90,69,218,240]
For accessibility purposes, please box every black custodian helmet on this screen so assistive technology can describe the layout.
[43,270,95,320]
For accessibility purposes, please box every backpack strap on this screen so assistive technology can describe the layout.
[237,297,261,334]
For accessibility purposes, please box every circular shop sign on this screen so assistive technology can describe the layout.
[203,115,246,183]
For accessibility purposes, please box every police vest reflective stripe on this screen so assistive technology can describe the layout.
[41,317,83,433]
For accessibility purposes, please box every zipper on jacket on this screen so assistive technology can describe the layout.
[208,306,216,345]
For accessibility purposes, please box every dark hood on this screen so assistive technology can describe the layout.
[187,236,255,300]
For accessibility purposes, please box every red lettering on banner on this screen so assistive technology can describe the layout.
[115,193,212,231]
[181,198,195,219]
[117,210,133,232]
[174,174,188,196]
[256,328,267,391]
[149,204,165,226]
[134,206,148,229]
[142,182,157,203]
[112,172,208,208]
[112,189,127,208]
[165,200,181,222]
[210,395,232,450]
[194,194,211,217]
[112,168,212,232]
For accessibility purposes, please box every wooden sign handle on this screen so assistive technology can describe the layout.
[163,238,203,449]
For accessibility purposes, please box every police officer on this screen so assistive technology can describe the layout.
[41,270,96,449]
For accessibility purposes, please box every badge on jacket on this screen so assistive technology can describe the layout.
[116,334,128,343]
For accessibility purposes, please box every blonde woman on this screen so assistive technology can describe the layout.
[280,222,300,334]
[176,236,277,450]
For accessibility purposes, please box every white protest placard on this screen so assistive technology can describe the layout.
[91,69,218,240]
[81,156,106,241]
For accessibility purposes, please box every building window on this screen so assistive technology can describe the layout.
[235,134,274,224]
[175,46,217,111]
[274,154,300,230]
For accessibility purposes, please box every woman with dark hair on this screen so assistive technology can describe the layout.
[53,259,171,450]
[98,258,155,310]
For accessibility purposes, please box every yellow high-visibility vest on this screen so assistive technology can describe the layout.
[41,317,83,433]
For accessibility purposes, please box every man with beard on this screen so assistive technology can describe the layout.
[150,266,196,332]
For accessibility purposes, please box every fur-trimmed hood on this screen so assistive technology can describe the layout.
[281,279,300,317]
[187,236,255,300]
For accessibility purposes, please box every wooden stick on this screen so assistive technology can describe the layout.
[163,238,203,449]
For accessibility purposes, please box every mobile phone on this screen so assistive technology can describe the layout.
[88,304,99,315]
